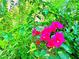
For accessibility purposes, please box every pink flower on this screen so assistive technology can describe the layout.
[46,32,65,48]
[52,32,65,48]
[32,21,65,48]
[46,39,55,48]
[40,33,50,42]
[32,28,40,36]
[51,21,64,29]
[49,25,57,32]
[40,27,51,42]
[41,27,52,33]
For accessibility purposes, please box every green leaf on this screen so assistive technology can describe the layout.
[65,28,70,33]
[36,26,43,31]
[0,17,3,22]
[36,36,40,39]
[30,43,36,52]
[61,44,72,54]
[48,55,60,59]
[34,50,40,57]
[42,9,49,15]
[48,56,53,59]
[58,51,70,59]
[19,26,25,36]
[75,38,79,44]
[72,21,79,35]
[40,50,46,57]
[2,32,13,41]
[0,40,8,49]
[0,50,3,55]
[40,42,47,49]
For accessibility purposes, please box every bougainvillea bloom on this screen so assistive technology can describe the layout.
[40,33,50,42]
[49,25,57,32]
[41,27,52,33]
[46,39,55,48]
[51,21,64,29]
[36,40,41,45]
[32,28,40,36]
[40,27,51,42]
[51,32,65,48]
[32,21,65,48]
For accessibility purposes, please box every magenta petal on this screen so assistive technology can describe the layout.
[52,32,65,48]
[39,21,65,48]
[40,34,50,42]
[54,41,63,48]
[46,40,55,48]
[42,27,52,33]
[57,22,64,29]
[51,21,64,29]
[40,27,51,42]
[49,25,57,32]
[32,28,40,36]
[55,32,65,42]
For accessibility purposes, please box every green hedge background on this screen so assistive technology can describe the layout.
[0,0,79,59]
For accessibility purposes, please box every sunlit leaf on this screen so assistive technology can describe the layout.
[61,43,72,54]
[0,40,8,49]
[40,50,46,57]
[29,43,36,52]
[34,50,40,57]
[58,51,70,59]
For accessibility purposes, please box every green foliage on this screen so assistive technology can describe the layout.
[0,0,79,59]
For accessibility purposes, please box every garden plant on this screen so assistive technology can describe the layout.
[0,0,79,59]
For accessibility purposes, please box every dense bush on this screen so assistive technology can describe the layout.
[0,0,79,59]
